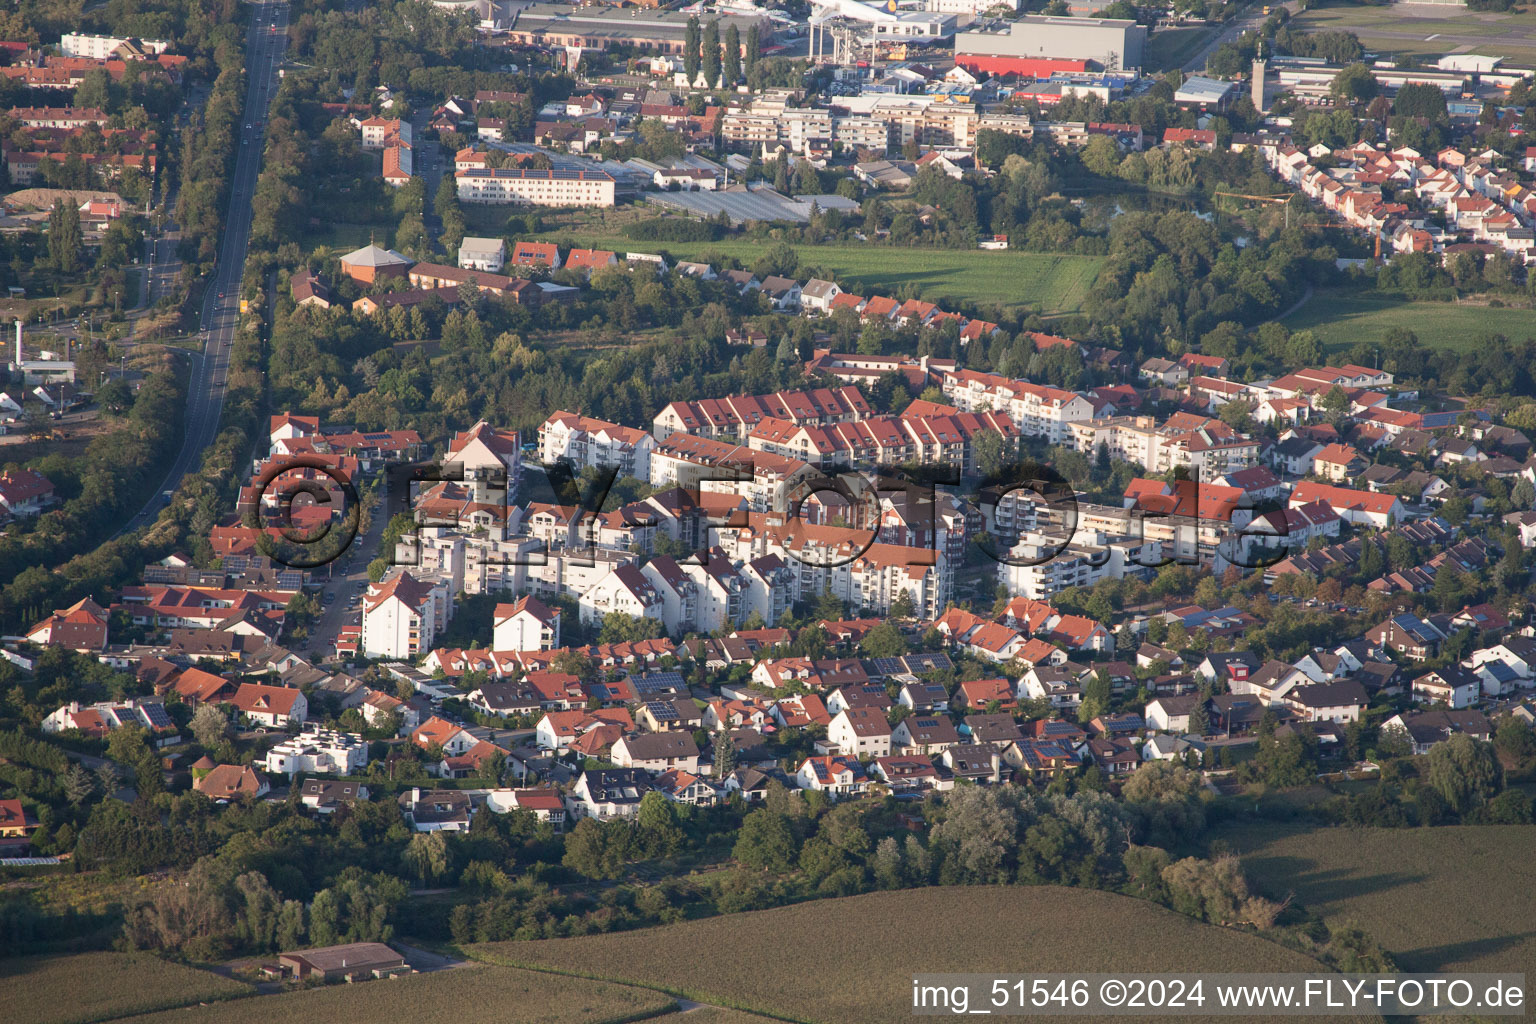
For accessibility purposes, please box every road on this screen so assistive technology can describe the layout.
[117,0,290,535]
[1182,4,1275,73]
[411,109,445,245]
[307,500,387,657]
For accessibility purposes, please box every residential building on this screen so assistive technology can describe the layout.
[361,570,450,659]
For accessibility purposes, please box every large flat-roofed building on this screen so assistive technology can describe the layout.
[273,943,409,982]
[505,3,768,53]
[954,16,1146,77]
[456,167,616,207]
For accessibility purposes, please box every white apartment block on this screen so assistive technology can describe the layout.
[456,168,616,207]
[1066,416,1260,477]
[60,32,171,58]
[360,570,451,660]
[539,411,657,483]
[648,435,815,514]
[578,563,667,629]
[263,727,369,776]
[998,530,1161,601]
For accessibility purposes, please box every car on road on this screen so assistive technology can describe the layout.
[323,592,335,604]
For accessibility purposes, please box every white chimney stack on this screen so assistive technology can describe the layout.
[14,320,21,365]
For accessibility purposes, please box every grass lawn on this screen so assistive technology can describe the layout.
[1223,823,1536,976]
[550,234,1104,315]
[1146,26,1218,72]
[1290,4,1536,61]
[299,219,399,254]
[116,965,675,1024]
[4,952,251,1024]
[1279,289,1536,353]
[474,886,1380,1024]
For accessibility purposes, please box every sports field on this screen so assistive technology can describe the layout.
[475,886,1381,1024]
[1290,4,1536,61]
[1280,289,1536,352]
[555,235,1104,315]
[1226,823,1536,976]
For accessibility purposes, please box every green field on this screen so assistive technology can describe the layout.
[475,886,1380,1024]
[1290,4,1536,61]
[1226,823,1536,975]
[552,235,1104,315]
[5,952,251,1024]
[1279,289,1536,352]
[115,965,675,1024]
[1146,26,1219,73]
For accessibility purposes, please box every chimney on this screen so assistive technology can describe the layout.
[14,320,21,365]
[1251,57,1268,114]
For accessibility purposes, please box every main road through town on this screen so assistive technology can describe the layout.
[118,0,290,535]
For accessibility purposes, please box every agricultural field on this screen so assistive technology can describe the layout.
[474,886,1381,1024]
[114,965,676,1024]
[6,952,251,1024]
[650,1008,780,1024]
[549,234,1104,315]
[1226,823,1536,976]
[1280,289,1536,352]
[1289,3,1536,62]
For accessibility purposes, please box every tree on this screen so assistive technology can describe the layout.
[62,762,95,806]
[860,621,908,659]
[403,831,451,885]
[1187,699,1210,738]
[637,791,683,858]
[1331,63,1379,104]
[744,24,761,70]
[190,703,231,749]
[94,760,121,798]
[714,730,738,779]
[1425,733,1502,814]
[702,20,722,87]
[1394,82,1448,121]
[973,428,1007,479]
[684,16,701,83]
[723,24,741,84]
[1319,384,1351,424]
[563,818,632,880]
[47,199,82,274]
[733,807,796,871]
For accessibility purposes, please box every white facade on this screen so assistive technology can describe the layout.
[538,411,657,483]
[60,32,171,58]
[578,564,666,628]
[360,570,450,659]
[458,236,506,272]
[493,600,561,651]
[263,727,369,776]
[456,168,617,207]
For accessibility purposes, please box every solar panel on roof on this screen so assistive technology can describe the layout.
[633,670,685,693]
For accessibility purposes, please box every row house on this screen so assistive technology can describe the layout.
[940,369,1093,444]
[652,386,871,442]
